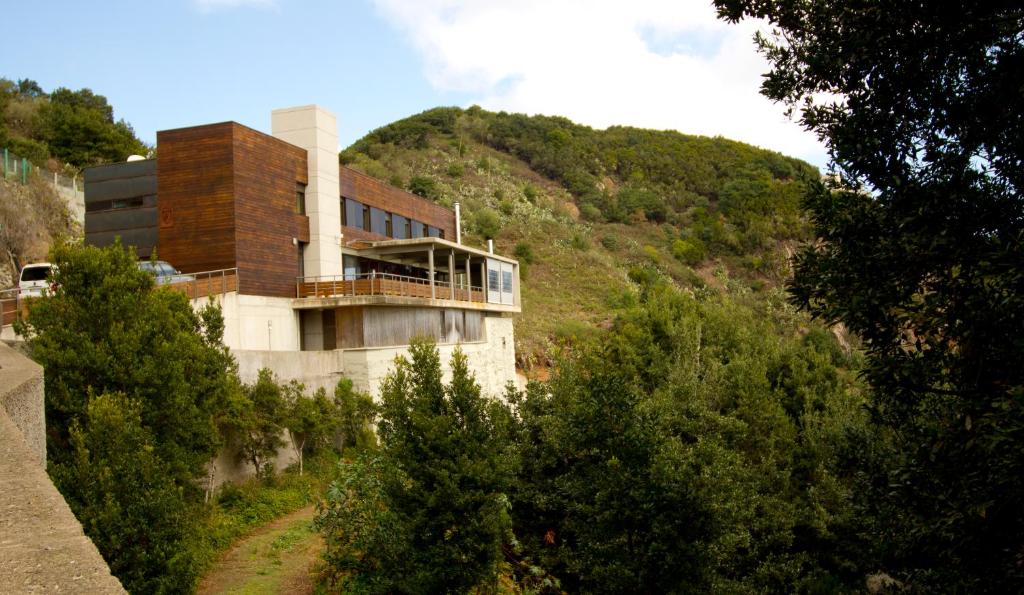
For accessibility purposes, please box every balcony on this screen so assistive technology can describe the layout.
[294,237,520,314]
[298,272,484,303]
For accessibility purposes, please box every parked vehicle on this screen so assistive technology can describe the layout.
[18,263,55,298]
[138,260,194,285]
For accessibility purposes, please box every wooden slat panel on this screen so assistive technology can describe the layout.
[157,123,237,275]
[340,166,455,238]
[233,125,309,297]
[158,122,309,298]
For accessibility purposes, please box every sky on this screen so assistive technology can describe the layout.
[1,0,827,167]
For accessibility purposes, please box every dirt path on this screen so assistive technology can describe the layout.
[197,505,323,595]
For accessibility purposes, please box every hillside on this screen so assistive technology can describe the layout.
[340,107,821,366]
[0,78,147,171]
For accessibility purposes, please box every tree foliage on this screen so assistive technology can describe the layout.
[17,240,231,483]
[317,341,514,593]
[0,78,147,169]
[334,377,377,453]
[508,283,868,592]
[715,0,1024,589]
[52,393,199,593]
[17,241,237,592]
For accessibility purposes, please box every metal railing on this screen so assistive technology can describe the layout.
[162,268,239,300]
[297,272,485,303]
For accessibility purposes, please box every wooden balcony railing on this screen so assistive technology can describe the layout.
[1,288,20,327]
[297,272,485,303]
[163,268,239,300]
[2,269,239,328]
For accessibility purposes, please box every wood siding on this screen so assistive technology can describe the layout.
[339,166,455,239]
[232,125,308,297]
[158,122,309,297]
[157,123,237,275]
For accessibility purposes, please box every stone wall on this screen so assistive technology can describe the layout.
[0,342,125,593]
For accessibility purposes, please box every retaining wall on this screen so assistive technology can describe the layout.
[0,342,124,593]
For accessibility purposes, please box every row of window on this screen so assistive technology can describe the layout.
[342,197,445,240]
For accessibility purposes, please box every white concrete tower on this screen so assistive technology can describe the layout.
[271,105,342,278]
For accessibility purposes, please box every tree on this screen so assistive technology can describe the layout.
[283,383,338,475]
[51,393,199,594]
[317,340,514,593]
[333,377,377,454]
[228,368,288,479]
[714,1,1024,589]
[407,175,440,200]
[17,240,231,485]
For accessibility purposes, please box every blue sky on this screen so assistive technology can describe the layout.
[1,0,827,166]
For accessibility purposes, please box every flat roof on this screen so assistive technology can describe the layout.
[359,237,518,265]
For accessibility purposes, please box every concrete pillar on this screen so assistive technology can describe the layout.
[271,105,342,278]
[429,246,436,299]
[449,250,456,300]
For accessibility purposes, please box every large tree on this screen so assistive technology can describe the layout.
[316,341,514,593]
[714,1,1024,588]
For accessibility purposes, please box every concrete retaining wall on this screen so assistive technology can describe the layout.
[0,342,124,593]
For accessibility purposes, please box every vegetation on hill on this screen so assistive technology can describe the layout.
[340,105,821,366]
[0,175,76,284]
[0,77,147,170]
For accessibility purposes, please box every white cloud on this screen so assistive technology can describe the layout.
[193,0,276,13]
[372,0,827,166]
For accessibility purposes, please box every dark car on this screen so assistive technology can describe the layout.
[138,261,194,285]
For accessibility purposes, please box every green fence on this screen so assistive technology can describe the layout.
[1,148,81,191]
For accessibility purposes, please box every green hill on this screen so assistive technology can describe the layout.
[0,78,147,171]
[340,106,822,367]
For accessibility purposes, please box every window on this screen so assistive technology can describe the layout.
[344,198,365,230]
[295,184,306,214]
[391,214,409,239]
[370,207,387,236]
[362,204,370,230]
[385,212,393,237]
[488,269,499,292]
[411,220,425,238]
[427,226,441,238]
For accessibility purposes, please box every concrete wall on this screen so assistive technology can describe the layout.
[0,342,125,593]
[231,314,516,400]
[212,292,302,352]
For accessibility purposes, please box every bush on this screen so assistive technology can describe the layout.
[514,241,536,264]
[601,235,619,251]
[446,162,465,178]
[571,233,589,251]
[522,184,539,202]
[671,237,706,265]
[407,175,440,200]
[475,208,501,239]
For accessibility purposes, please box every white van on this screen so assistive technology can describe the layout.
[18,263,54,298]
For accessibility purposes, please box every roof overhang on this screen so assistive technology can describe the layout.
[351,237,518,267]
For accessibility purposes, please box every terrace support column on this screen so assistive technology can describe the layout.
[449,250,456,300]
[429,246,436,300]
[465,256,472,292]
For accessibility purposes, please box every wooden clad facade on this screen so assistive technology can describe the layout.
[340,166,455,241]
[157,122,308,298]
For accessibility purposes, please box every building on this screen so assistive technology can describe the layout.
[83,105,521,398]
